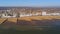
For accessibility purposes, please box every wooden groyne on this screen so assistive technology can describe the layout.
[0,18,8,24]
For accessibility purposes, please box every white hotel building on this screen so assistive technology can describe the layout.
[42,11,60,16]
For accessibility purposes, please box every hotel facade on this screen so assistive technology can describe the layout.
[0,8,60,18]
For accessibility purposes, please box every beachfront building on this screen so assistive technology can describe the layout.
[1,12,17,18]
[42,11,46,16]
[0,8,60,18]
[46,12,60,16]
[0,10,17,18]
[1,10,60,18]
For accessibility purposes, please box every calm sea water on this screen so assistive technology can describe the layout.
[0,19,60,34]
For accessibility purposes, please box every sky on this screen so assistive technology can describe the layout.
[0,0,60,7]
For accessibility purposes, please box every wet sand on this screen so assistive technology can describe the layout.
[0,19,59,34]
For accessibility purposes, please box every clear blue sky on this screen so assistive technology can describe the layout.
[0,0,60,7]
